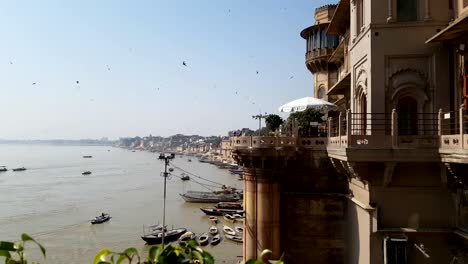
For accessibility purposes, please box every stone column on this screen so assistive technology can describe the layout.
[242,167,281,261]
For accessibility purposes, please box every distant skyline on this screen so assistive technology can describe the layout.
[0,0,332,140]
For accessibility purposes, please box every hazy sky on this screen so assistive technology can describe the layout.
[0,0,331,140]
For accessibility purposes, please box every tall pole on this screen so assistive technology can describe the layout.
[158,153,174,248]
[252,112,268,133]
[162,158,168,247]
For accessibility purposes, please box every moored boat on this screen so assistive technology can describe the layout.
[210,234,221,245]
[225,234,243,243]
[215,202,243,210]
[223,213,236,223]
[83,155,92,158]
[222,225,236,236]
[142,228,187,245]
[209,216,219,224]
[0,166,7,172]
[200,207,245,216]
[178,231,196,246]
[209,226,218,235]
[82,171,92,175]
[180,192,240,203]
[12,167,26,171]
[197,233,210,246]
[91,213,111,224]
[234,226,244,234]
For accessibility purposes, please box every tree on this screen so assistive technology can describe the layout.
[264,114,284,132]
[286,108,324,137]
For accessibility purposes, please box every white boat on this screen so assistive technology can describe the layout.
[225,234,243,243]
[223,213,236,223]
[210,234,221,245]
[198,233,209,246]
[209,216,218,224]
[232,213,244,219]
[223,225,236,236]
[209,226,218,235]
[234,226,244,234]
[178,231,196,246]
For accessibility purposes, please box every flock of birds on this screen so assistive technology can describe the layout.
[8,8,297,107]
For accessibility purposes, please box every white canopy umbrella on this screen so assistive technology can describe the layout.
[278,96,336,113]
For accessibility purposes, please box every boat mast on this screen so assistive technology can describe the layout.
[158,153,175,247]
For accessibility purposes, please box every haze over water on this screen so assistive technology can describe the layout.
[0,144,242,263]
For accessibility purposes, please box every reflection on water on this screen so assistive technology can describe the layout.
[0,145,242,263]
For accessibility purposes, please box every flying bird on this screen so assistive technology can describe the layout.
[76,81,79,84]
[32,82,36,85]
[9,61,13,65]
[290,76,294,79]
[106,65,111,71]
[182,61,187,66]
[256,71,259,74]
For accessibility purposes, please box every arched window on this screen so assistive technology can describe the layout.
[398,97,418,135]
[318,86,326,99]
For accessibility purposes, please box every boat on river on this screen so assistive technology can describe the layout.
[225,234,243,243]
[0,166,7,172]
[210,234,221,245]
[180,191,240,203]
[215,202,243,210]
[82,155,92,158]
[197,233,210,246]
[178,231,196,246]
[91,213,111,224]
[12,167,26,171]
[200,207,245,216]
[82,171,92,175]
[222,225,236,236]
[141,228,187,245]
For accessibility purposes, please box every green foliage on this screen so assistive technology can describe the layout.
[286,108,324,137]
[94,240,214,264]
[0,234,46,264]
[264,115,284,132]
[1,234,284,264]
[245,249,284,264]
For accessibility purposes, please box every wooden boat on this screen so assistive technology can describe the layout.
[210,234,221,245]
[222,225,236,236]
[223,213,236,223]
[232,213,244,219]
[91,213,111,224]
[225,234,243,243]
[234,226,244,234]
[209,226,218,235]
[197,233,210,246]
[0,166,7,172]
[180,192,240,203]
[82,171,92,175]
[200,207,245,216]
[215,202,243,210]
[209,216,218,224]
[141,228,187,245]
[178,231,196,246]
[82,155,92,158]
[12,167,26,171]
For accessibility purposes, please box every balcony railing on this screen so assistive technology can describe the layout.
[232,107,468,152]
[305,48,335,62]
[440,107,468,150]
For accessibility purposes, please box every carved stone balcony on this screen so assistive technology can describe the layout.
[305,48,335,73]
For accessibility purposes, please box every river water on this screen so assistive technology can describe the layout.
[0,144,243,263]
